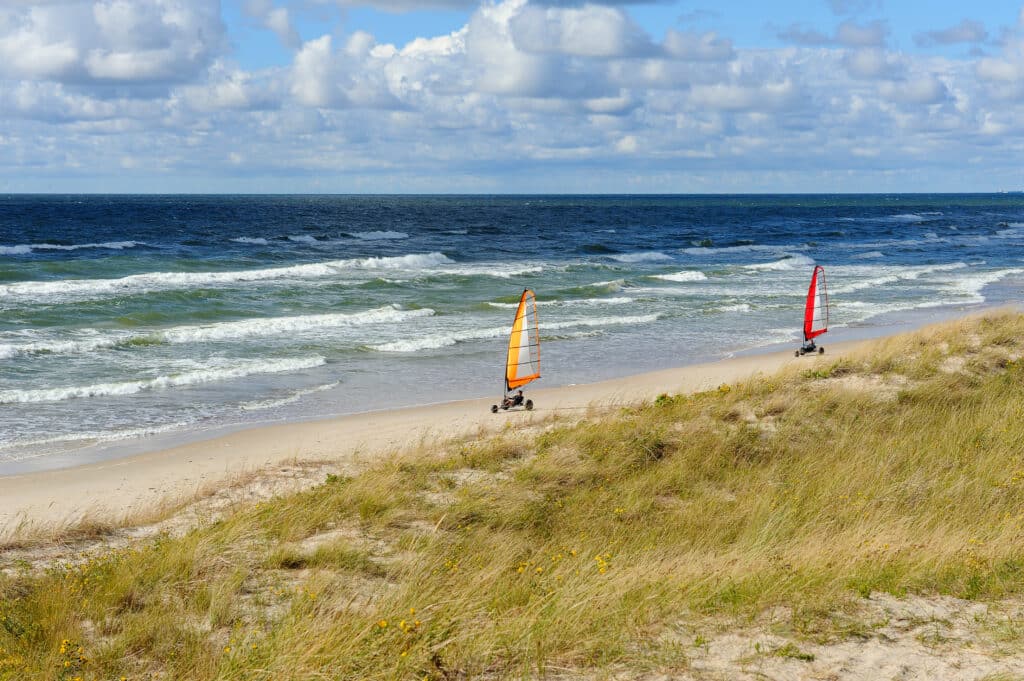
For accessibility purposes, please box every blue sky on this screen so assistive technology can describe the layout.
[1,0,1023,192]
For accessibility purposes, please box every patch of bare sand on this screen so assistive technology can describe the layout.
[628,594,1024,681]
[813,373,912,401]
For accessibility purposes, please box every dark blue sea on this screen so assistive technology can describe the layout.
[2,194,1023,470]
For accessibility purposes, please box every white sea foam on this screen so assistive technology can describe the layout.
[945,268,1024,301]
[831,262,968,294]
[682,243,804,255]
[610,251,673,263]
[0,241,142,255]
[542,314,661,331]
[887,213,924,222]
[835,298,959,324]
[231,237,270,245]
[0,333,131,360]
[0,421,196,456]
[162,306,432,344]
[651,271,708,282]
[0,306,432,358]
[288,235,321,244]
[487,297,633,309]
[555,297,634,307]
[742,254,815,271]
[372,326,507,352]
[853,251,885,259]
[589,279,625,292]
[713,303,752,313]
[372,314,660,353]
[441,264,545,278]
[0,252,456,302]
[348,231,409,240]
[0,356,326,404]
[240,381,341,411]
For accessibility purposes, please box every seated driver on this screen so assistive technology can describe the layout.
[501,390,525,408]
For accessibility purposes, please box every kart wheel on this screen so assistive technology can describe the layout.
[818,346,825,355]
[491,405,498,413]
[501,404,509,410]
[525,399,534,411]
[795,350,801,357]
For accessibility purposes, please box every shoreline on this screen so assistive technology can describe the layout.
[0,331,882,537]
[0,304,1011,538]
[1,299,990,477]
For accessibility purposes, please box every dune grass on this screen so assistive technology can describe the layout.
[3,312,1024,679]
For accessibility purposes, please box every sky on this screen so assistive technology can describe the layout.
[1,0,1023,193]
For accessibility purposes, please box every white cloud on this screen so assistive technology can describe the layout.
[3,0,1024,191]
[778,19,887,47]
[688,80,797,111]
[291,35,340,107]
[843,47,905,79]
[289,33,405,109]
[508,4,653,58]
[915,19,988,47]
[878,76,948,105]
[614,134,637,153]
[663,30,734,61]
[0,1,225,85]
[242,0,301,49]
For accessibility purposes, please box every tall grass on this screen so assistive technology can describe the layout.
[3,312,1024,679]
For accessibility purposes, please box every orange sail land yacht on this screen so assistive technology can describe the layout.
[797,265,829,356]
[492,289,541,413]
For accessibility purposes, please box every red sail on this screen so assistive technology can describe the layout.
[803,265,828,341]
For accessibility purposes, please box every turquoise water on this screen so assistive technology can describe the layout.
[1,194,1023,469]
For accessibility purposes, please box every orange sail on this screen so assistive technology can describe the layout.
[505,289,541,391]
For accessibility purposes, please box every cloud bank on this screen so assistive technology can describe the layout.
[1,0,1022,192]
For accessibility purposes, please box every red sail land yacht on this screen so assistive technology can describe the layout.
[797,265,829,356]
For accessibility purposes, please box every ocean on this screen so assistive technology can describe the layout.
[2,194,1023,471]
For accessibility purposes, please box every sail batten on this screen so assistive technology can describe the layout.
[505,289,541,391]
[803,265,828,341]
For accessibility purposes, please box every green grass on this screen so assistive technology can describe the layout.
[3,312,1024,679]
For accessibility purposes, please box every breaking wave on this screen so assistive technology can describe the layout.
[651,271,708,282]
[0,356,327,404]
[609,251,673,263]
[0,241,143,255]
[372,314,661,353]
[831,263,968,294]
[0,306,433,358]
[347,231,409,240]
[742,254,815,271]
[0,253,456,303]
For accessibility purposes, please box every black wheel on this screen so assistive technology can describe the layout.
[491,404,498,413]
[525,399,534,411]
[501,404,509,411]
[794,350,800,357]
[818,346,825,355]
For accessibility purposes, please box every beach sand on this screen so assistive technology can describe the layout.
[0,337,877,538]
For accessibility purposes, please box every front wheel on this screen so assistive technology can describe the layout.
[818,346,825,355]
[491,404,498,413]
[525,399,534,411]
[794,350,800,357]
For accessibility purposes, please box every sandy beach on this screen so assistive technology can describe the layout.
[0,337,875,537]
